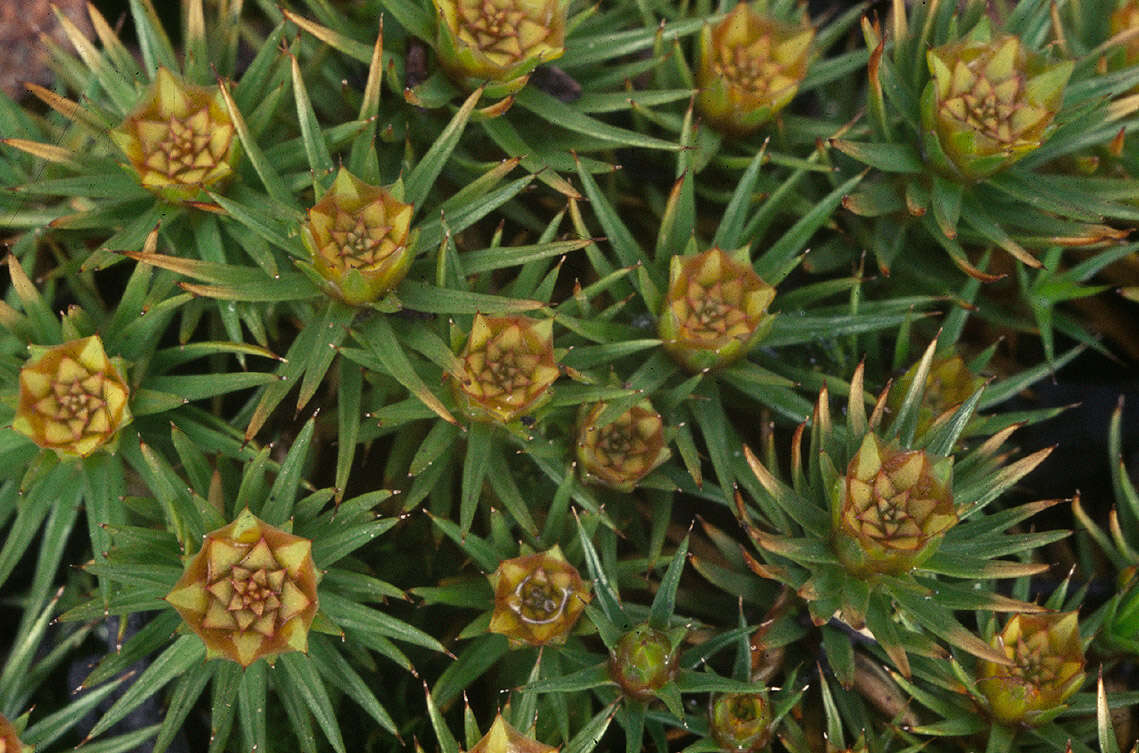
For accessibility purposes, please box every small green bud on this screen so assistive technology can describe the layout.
[608,624,681,701]
[708,692,774,752]
[887,354,986,439]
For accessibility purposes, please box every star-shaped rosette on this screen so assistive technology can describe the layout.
[166,508,320,667]
[696,2,814,136]
[299,167,417,305]
[12,336,131,459]
[657,247,776,373]
[449,314,559,424]
[109,67,239,202]
[434,0,566,97]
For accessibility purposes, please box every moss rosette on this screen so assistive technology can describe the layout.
[467,715,557,753]
[708,692,773,752]
[488,546,591,647]
[13,336,131,459]
[977,612,1086,727]
[921,34,1073,181]
[696,2,814,136]
[434,0,565,97]
[301,167,416,306]
[831,433,956,577]
[576,400,671,492]
[658,248,775,373]
[165,508,320,667]
[109,67,239,202]
[450,314,559,424]
[0,714,32,753]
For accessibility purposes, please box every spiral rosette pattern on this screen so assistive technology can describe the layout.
[434,0,565,94]
[488,546,590,647]
[658,248,775,372]
[831,433,956,576]
[13,336,131,459]
[696,2,814,136]
[576,400,671,492]
[450,315,559,424]
[921,35,1073,181]
[165,509,320,667]
[977,612,1086,726]
[109,67,238,201]
[301,167,415,305]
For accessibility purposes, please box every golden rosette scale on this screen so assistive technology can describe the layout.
[0,714,31,753]
[658,248,775,373]
[488,546,591,647]
[976,612,1086,727]
[109,67,239,202]
[696,2,814,136]
[921,34,1073,181]
[301,167,416,306]
[434,0,566,96]
[576,400,671,492]
[831,433,957,577]
[449,314,559,424]
[13,336,131,459]
[166,509,320,667]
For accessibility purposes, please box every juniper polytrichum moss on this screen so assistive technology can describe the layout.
[1,0,1139,752]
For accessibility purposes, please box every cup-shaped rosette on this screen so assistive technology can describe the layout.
[608,624,682,701]
[434,0,566,96]
[468,715,557,753]
[887,355,986,439]
[450,315,559,424]
[658,248,776,373]
[0,714,31,753]
[109,67,239,202]
[12,336,131,459]
[708,692,774,752]
[576,400,671,492]
[165,508,320,667]
[831,433,957,577]
[976,612,1086,726]
[488,545,591,647]
[921,35,1073,181]
[300,168,416,306]
[696,3,814,136]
